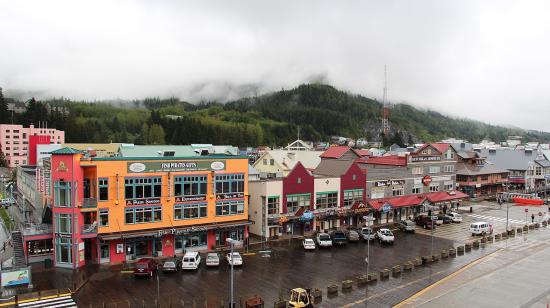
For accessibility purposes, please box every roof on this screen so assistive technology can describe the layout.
[261,150,323,170]
[355,149,371,157]
[415,143,450,154]
[364,155,407,166]
[425,191,469,203]
[320,146,360,159]
[456,151,477,159]
[248,164,260,176]
[368,195,426,210]
[535,159,550,168]
[119,144,239,158]
[64,143,124,158]
[456,162,510,176]
[313,159,354,176]
[478,149,538,171]
[50,147,83,155]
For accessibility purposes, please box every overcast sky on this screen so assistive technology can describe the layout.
[1,0,549,131]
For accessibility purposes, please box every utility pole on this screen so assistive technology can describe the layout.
[381,65,390,136]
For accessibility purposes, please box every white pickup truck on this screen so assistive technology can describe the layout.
[376,228,395,244]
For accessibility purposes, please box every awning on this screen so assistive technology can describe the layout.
[425,191,469,203]
[293,207,306,218]
[98,220,252,240]
[368,195,427,210]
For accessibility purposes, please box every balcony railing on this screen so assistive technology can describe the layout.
[81,222,98,234]
[21,223,53,236]
[81,198,97,208]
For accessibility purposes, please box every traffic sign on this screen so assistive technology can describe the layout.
[539,212,543,216]
[525,208,529,213]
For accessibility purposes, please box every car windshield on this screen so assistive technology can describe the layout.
[164,261,175,267]
[319,234,330,240]
[207,255,217,260]
[305,239,314,244]
[381,230,393,236]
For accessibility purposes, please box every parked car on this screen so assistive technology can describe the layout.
[330,230,348,246]
[433,215,444,225]
[316,233,333,248]
[376,228,395,244]
[226,252,243,266]
[134,258,157,277]
[470,222,493,236]
[302,238,316,250]
[447,212,463,223]
[206,252,220,267]
[162,258,181,273]
[347,230,361,242]
[397,220,416,233]
[415,215,436,229]
[182,251,201,270]
[359,227,375,241]
[439,215,452,224]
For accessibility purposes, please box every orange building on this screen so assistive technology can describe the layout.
[50,147,249,268]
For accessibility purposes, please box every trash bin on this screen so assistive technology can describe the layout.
[44,258,52,268]
[469,207,473,213]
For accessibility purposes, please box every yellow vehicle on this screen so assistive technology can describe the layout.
[288,288,313,308]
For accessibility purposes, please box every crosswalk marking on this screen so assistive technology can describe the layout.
[467,214,525,225]
[18,295,76,308]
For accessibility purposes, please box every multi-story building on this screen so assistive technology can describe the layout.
[455,150,509,199]
[0,124,64,168]
[26,146,249,269]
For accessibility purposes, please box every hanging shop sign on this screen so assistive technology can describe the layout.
[126,198,161,206]
[300,211,314,221]
[278,216,289,224]
[157,225,210,236]
[411,156,441,162]
[382,203,392,213]
[353,203,369,214]
[374,179,406,187]
[127,160,226,173]
[422,175,432,186]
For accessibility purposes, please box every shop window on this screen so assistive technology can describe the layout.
[99,209,109,227]
[267,196,279,215]
[215,174,244,195]
[124,177,162,199]
[392,187,404,196]
[55,213,72,234]
[343,189,363,207]
[412,166,423,175]
[412,186,422,194]
[216,200,245,216]
[55,238,72,264]
[124,207,162,224]
[429,184,440,192]
[444,165,454,173]
[316,192,338,209]
[174,203,207,220]
[27,239,53,256]
[178,232,207,248]
[286,194,310,214]
[54,181,71,207]
[444,184,454,191]
[98,178,109,201]
[174,175,207,196]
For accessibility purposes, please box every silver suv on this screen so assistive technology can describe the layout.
[398,220,416,233]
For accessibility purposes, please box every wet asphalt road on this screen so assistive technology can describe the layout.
[75,231,458,307]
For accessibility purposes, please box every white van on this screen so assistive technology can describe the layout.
[470,222,493,236]
[182,251,201,270]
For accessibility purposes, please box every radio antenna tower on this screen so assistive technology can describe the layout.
[381,65,390,136]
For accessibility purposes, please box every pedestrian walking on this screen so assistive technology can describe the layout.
[531,213,535,223]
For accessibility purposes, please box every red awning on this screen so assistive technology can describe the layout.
[368,194,427,210]
[293,206,306,217]
[425,191,468,203]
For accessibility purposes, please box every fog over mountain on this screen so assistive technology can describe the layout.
[1,0,550,131]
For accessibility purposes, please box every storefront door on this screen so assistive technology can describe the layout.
[100,243,110,264]
[153,239,163,257]
[175,237,185,254]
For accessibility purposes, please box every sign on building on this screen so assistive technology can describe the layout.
[127,160,226,173]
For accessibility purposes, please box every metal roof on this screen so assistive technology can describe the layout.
[50,147,83,155]
[478,149,539,171]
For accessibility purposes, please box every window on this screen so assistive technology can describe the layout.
[297,178,302,184]
[392,187,404,196]
[174,203,207,220]
[286,194,310,214]
[429,184,440,192]
[83,179,91,198]
[124,207,162,224]
[55,238,72,264]
[429,166,441,174]
[270,159,274,166]
[55,213,72,234]
[343,189,363,207]
[444,183,454,191]
[216,200,245,216]
[54,181,71,207]
[99,209,109,227]
[267,196,279,215]
[99,178,109,201]
[536,167,543,176]
[215,174,244,195]
[263,159,267,165]
[412,186,422,194]
[27,239,53,256]
[371,188,385,199]
[174,175,207,196]
[124,177,162,199]
[316,192,338,209]
[352,174,357,181]
[412,166,423,175]
[444,165,454,173]
[445,149,454,159]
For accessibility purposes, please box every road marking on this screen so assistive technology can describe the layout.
[392,248,503,308]
[468,214,525,224]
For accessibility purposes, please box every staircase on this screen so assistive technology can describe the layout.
[11,231,26,268]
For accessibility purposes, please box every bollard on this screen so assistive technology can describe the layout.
[342,280,353,290]
[457,245,465,254]
[403,261,414,271]
[449,248,456,257]
[367,272,378,282]
[465,243,472,252]
[487,236,493,243]
[529,224,535,230]
[509,230,515,238]
[357,274,368,285]
[432,254,440,262]
[480,237,487,244]
[495,233,501,241]
[422,256,432,264]
[517,227,522,234]
[523,225,529,232]
[312,288,322,303]
[414,257,423,266]
[380,268,390,279]
[535,223,540,229]
[392,265,402,276]
[501,231,508,239]
[327,284,339,295]
[473,240,480,248]
[441,249,449,259]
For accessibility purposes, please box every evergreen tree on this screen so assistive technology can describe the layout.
[0,87,8,123]
[0,150,7,167]
[148,124,165,144]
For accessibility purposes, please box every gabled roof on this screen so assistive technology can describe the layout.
[355,149,371,157]
[320,146,361,159]
[415,143,450,154]
[364,155,407,166]
[456,162,509,176]
[535,159,550,168]
[261,150,323,171]
[313,159,354,177]
[50,147,83,155]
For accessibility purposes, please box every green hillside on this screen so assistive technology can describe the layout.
[1,84,549,147]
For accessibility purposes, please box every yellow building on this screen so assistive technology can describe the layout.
[50,147,249,267]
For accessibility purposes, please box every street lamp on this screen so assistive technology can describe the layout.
[363,215,374,308]
[430,214,435,282]
[226,238,240,308]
